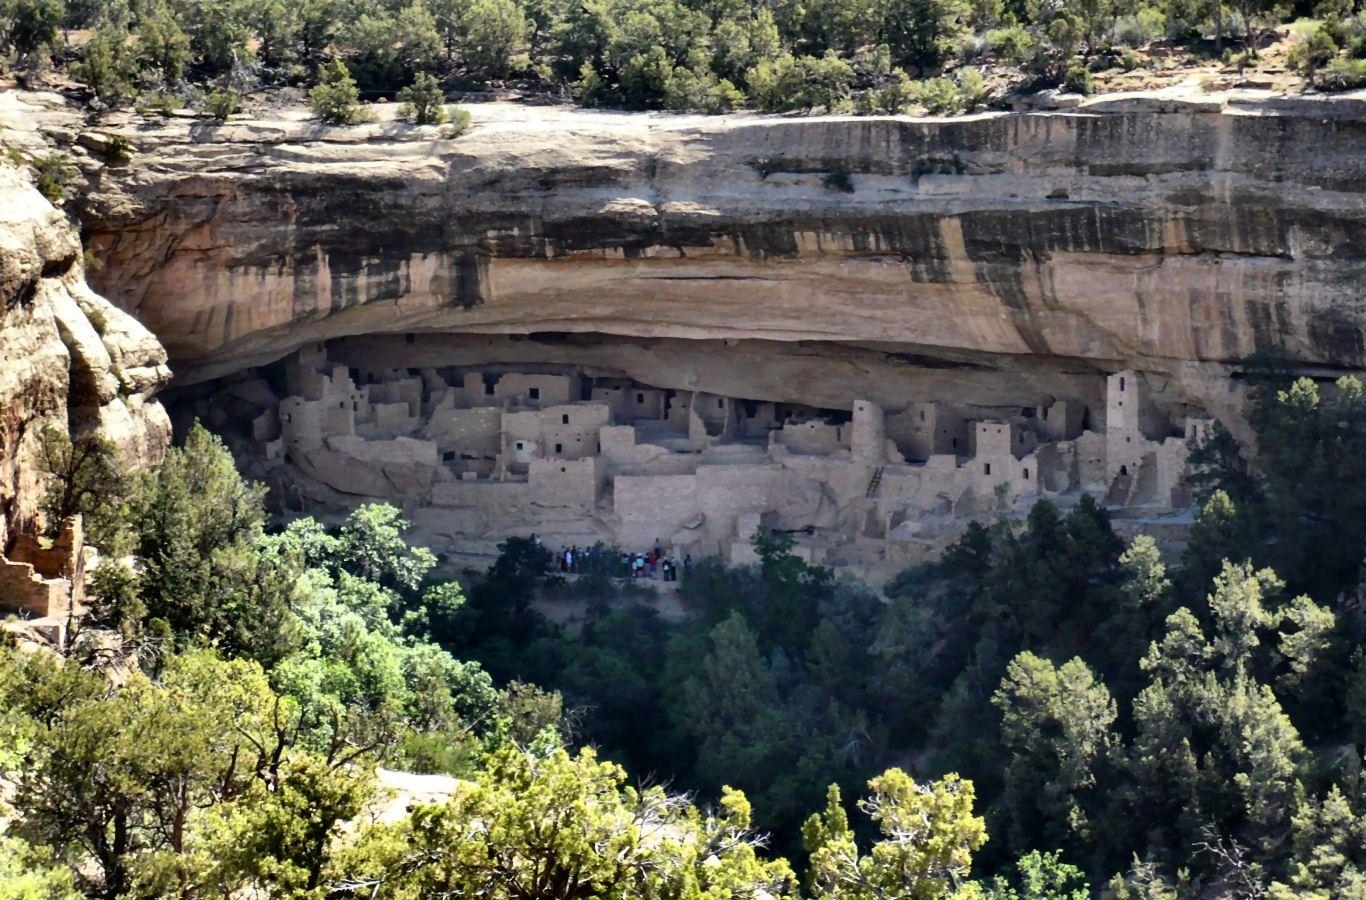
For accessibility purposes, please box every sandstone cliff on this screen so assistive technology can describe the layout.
[0,165,171,546]
[60,88,1366,431]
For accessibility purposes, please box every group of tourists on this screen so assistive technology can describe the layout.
[548,540,692,582]
[556,545,583,574]
[623,546,690,582]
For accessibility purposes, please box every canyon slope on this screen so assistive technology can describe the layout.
[60,88,1366,430]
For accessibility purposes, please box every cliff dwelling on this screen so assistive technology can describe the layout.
[181,333,1207,581]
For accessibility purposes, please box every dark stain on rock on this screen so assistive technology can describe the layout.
[1308,307,1366,367]
[453,252,488,309]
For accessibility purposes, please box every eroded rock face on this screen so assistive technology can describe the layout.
[0,166,171,546]
[74,92,1366,435]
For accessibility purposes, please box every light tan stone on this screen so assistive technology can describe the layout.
[0,166,170,547]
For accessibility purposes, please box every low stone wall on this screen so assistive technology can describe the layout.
[0,516,84,620]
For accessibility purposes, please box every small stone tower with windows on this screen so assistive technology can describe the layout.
[851,400,886,466]
[1106,369,1145,482]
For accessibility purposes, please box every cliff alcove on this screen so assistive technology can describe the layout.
[7,87,1366,577]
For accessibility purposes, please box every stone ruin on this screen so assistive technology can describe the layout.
[0,515,86,646]
[198,342,1209,583]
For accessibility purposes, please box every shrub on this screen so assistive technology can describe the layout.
[957,66,989,111]
[661,67,743,114]
[871,69,917,113]
[986,25,1034,64]
[397,72,447,125]
[746,53,808,112]
[203,89,239,121]
[309,59,366,125]
[32,153,73,203]
[443,106,472,137]
[1120,48,1141,71]
[804,51,855,113]
[1319,57,1366,90]
[706,79,745,114]
[1064,64,1094,95]
[917,76,962,114]
[662,66,713,112]
[1289,25,1340,78]
[822,170,854,193]
[102,134,132,164]
[1115,7,1166,47]
[71,26,137,108]
[1351,34,1366,59]
[136,92,180,117]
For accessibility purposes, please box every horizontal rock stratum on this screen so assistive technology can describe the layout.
[55,88,1366,426]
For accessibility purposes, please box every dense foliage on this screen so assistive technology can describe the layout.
[4,0,1366,121]
[10,371,1366,897]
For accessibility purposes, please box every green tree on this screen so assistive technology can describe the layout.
[798,0,881,54]
[711,10,781,83]
[1253,376,1366,597]
[181,754,373,898]
[1073,0,1113,50]
[1181,489,1254,598]
[135,1,192,83]
[98,422,297,662]
[329,503,436,593]
[1270,783,1366,897]
[676,611,783,785]
[803,769,988,899]
[0,835,79,900]
[454,0,528,79]
[339,0,441,90]
[992,653,1118,859]
[35,425,129,550]
[746,51,810,111]
[1126,563,1318,868]
[879,0,965,72]
[309,58,366,124]
[980,850,1089,899]
[334,743,797,898]
[1,0,65,56]
[1099,535,1173,702]
[396,71,448,123]
[3,649,275,898]
[71,25,137,107]
[1044,12,1084,73]
[175,0,254,76]
[247,0,300,71]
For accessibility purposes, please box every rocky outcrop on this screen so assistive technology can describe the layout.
[63,88,1366,433]
[0,165,171,546]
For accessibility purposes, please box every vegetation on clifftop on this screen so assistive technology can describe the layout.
[2,0,1365,121]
